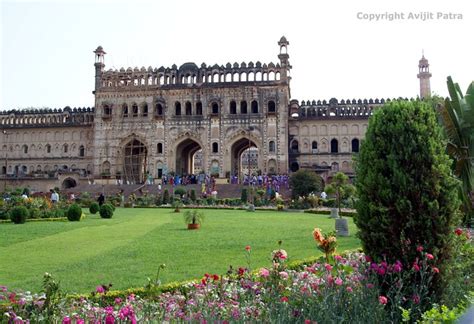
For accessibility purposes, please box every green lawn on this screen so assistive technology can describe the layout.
[0,208,360,294]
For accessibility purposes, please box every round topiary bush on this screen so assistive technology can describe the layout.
[67,203,82,221]
[9,206,28,224]
[99,203,114,219]
[89,202,99,214]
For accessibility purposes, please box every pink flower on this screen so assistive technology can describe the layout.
[259,268,270,278]
[127,294,135,301]
[62,317,71,324]
[393,261,403,273]
[412,263,420,272]
[432,267,439,273]
[335,277,343,286]
[105,315,115,324]
[279,271,289,279]
[377,267,386,276]
[416,245,424,252]
[346,286,353,293]
[115,297,122,305]
[379,296,388,305]
[76,319,84,324]
[280,296,289,302]
[412,294,420,304]
[334,255,342,262]
[426,253,434,260]
[324,263,333,271]
[96,285,105,294]
[366,283,374,289]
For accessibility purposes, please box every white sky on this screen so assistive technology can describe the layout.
[1,0,472,110]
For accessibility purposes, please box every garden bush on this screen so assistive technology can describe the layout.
[9,206,28,224]
[99,203,114,219]
[289,169,323,199]
[355,100,461,305]
[190,189,196,202]
[240,188,248,203]
[162,189,170,204]
[174,187,186,198]
[66,204,82,221]
[89,202,99,214]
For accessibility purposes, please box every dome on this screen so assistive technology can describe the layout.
[179,62,199,72]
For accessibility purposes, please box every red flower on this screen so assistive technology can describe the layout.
[432,267,440,274]
[281,296,289,302]
[412,263,420,272]
[455,228,463,236]
[245,245,251,251]
[378,296,388,305]
[212,274,220,281]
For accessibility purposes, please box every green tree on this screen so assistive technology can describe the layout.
[324,172,355,215]
[355,100,460,296]
[289,169,323,199]
[437,76,474,225]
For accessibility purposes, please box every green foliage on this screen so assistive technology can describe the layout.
[437,77,474,225]
[290,169,323,198]
[162,189,170,204]
[183,210,205,225]
[89,202,99,214]
[325,172,355,214]
[9,206,28,224]
[172,200,183,212]
[99,203,114,219]
[240,188,248,203]
[174,187,186,198]
[66,204,82,222]
[354,100,461,300]
[190,189,196,202]
[419,304,466,323]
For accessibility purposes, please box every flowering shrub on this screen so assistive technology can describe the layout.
[3,244,466,323]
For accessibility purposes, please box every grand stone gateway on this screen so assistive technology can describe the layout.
[0,37,431,191]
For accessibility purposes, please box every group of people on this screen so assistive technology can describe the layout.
[236,173,290,194]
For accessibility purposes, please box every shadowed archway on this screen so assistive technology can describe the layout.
[175,138,202,175]
[231,137,257,178]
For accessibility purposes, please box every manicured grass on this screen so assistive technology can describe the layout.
[0,208,360,294]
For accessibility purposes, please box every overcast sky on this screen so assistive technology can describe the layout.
[1,0,472,110]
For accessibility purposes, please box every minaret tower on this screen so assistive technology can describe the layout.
[417,52,432,99]
[278,36,291,83]
[93,46,106,92]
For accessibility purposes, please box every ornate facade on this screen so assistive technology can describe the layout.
[0,37,431,189]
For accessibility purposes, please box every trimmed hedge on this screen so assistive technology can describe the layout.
[0,217,67,224]
[67,204,82,221]
[304,209,357,217]
[9,206,28,224]
[99,203,114,219]
[89,202,100,214]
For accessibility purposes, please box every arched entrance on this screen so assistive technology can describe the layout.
[231,138,258,178]
[62,177,77,189]
[175,139,202,175]
[123,139,147,184]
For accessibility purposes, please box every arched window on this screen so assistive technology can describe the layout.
[212,142,218,153]
[175,102,181,115]
[230,101,237,114]
[290,162,299,172]
[64,144,68,153]
[240,101,248,114]
[196,101,203,115]
[23,145,28,154]
[132,104,139,117]
[269,141,275,153]
[351,138,360,152]
[79,145,85,157]
[312,141,318,153]
[122,104,129,117]
[46,144,51,153]
[157,143,163,154]
[331,139,339,153]
[155,103,163,116]
[142,104,148,117]
[291,140,299,152]
[103,105,111,116]
[268,100,276,113]
[251,100,259,113]
[211,102,219,115]
[185,101,192,115]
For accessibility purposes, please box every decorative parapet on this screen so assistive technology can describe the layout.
[290,97,419,120]
[0,107,95,128]
[98,61,285,90]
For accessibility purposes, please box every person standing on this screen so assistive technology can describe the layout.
[51,190,59,204]
[98,193,105,206]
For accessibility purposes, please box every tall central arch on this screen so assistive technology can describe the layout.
[176,138,202,175]
[123,139,147,184]
[231,137,258,177]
